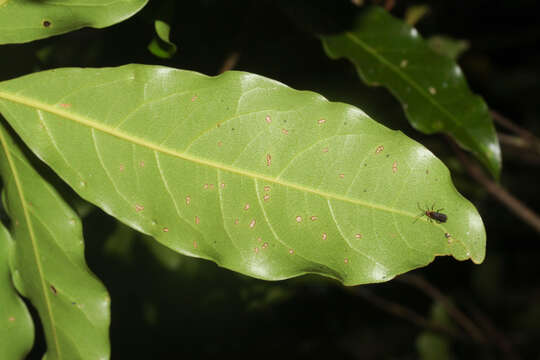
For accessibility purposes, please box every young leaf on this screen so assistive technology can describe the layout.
[0,0,148,45]
[0,122,110,360]
[147,20,178,59]
[0,65,485,286]
[321,7,501,178]
[0,223,34,360]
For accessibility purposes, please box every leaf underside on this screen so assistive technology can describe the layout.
[0,223,34,360]
[0,120,110,360]
[0,0,148,44]
[321,6,501,178]
[0,65,486,286]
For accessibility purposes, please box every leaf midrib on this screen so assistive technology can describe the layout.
[343,32,477,146]
[0,90,416,220]
[0,127,62,358]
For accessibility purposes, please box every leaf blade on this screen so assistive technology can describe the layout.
[0,65,486,286]
[0,0,148,44]
[0,120,110,360]
[0,223,34,360]
[321,7,501,178]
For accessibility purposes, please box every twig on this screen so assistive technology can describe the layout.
[347,287,470,342]
[219,52,240,74]
[491,110,540,150]
[466,301,521,360]
[497,133,540,164]
[397,274,486,343]
[449,137,540,233]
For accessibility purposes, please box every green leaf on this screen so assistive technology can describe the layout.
[0,223,34,360]
[0,121,110,360]
[0,65,485,286]
[0,0,148,45]
[321,7,501,178]
[147,20,178,59]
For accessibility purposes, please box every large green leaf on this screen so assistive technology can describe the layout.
[0,0,148,45]
[0,65,485,286]
[321,7,501,178]
[0,121,110,360]
[0,223,34,360]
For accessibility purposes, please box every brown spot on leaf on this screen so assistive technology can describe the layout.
[191,95,198,102]
[244,203,250,210]
[135,204,144,212]
[59,103,71,108]
[392,161,398,173]
[344,258,349,264]
[322,233,327,240]
[281,128,289,135]
[429,87,437,95]
[195,216,200,225]
[42,20,51,27]
[254,247,259,254]
[119,164,125,171]
[376,145,384,154]
[139,161,145,167]
[8,317,15,322]
[193,241,198,248]
[262,242,269,249]
[355,233,363,239]
[264,186,271,192]
[311,216,318,221]
[220,182,226,189]
[322,147,329,153]
[288,249,294,254]
[265,115,272,123]
[263,194,270,202]
[217,141,223,147]
[295,216,302,223]
[185,196,191,205]
[249,219,256,228]
[339,173,345,179]
[317,118,326,124]
[50,285,57,295]
[234,218,239,225]
[162,227,169,232]
[266,153,272,166]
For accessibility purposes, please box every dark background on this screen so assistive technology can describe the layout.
[1,0,539,359]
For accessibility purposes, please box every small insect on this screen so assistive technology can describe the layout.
[414,203,447,223]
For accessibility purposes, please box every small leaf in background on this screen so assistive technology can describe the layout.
[0,224,34,360]
[0,121,111,360]
[321,7,501,178]
[0,0,148,45]
[428,35,471,60]
[147,20,178,59]
[416,302,455,360]
[0,65,486,286]
[404,5,430,26]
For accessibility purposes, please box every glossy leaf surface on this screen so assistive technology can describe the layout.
[321,7,501,178]
[0,223,34,360]
[0,122,110,360]
[0,65,485,286]
[0,0,148,44]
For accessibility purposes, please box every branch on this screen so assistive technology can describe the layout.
[465,301,521,360]
[397,274,486,343]
[346,286,470,342]
[491,110,540,152]
[448,137,540,233]
[219,52,240,74]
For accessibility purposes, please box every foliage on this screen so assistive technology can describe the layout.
[1,1,535,359]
